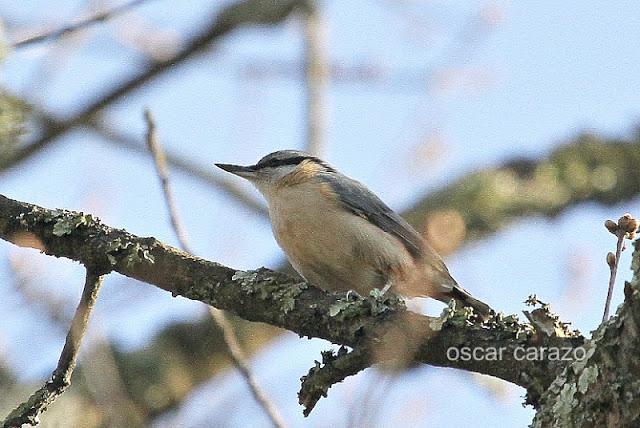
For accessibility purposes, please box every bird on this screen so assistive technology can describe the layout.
[216,150,491,316]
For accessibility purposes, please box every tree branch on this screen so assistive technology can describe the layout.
[298,346,368,416]
[0,194,584,415]
[2,270,104,427]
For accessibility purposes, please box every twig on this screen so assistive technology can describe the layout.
[94,117,268,215]
[2,270,104,427]
[602,214,639,322]
[209,307,287,427]
[301,1,328,156]
[603,233,625,322]
[13,0,154,49]
[143,111,286,428]
[144,109,192,253]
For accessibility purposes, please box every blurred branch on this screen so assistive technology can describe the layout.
[14,91,640,242]
[301,1,328,156]
[144,110,192,252]
[2,270,104,427]
[12,0,154,49]
[0,0,304,174]
[4,95,266,214]
[404,132,640,250]
[92,118,268,215]
[0,194,585,416]
[143,110,286,427]
[209,306,286,426]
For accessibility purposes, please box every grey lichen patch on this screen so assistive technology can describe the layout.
[524,294,581,338]
[52,213,96,236]
[552,382,577,425]
[368,288,403,316]
[124,242,155,267]
[101,237,155,268]
[328,293,367,320]
[577,365,599,394]
[429,300,475,331]
[571,344,596,375]
[232,270,258,288]
[328,298,356,318]
[25,207,106,241]
[232,268,307,314]
[484,311,533,341]
[329,289,403,321]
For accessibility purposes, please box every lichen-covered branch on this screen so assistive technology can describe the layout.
[530,238,640,427]
[298,346,369,416]
[405,132,640,253]
[0,194,584,414]
[2,271,104,428]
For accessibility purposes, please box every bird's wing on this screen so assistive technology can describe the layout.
[319,173,424,259]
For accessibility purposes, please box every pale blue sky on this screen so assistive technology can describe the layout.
[2,1,640,426]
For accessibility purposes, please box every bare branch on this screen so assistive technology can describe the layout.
[143,110,286,427]
[404,133,640,251]
[12,0,154,49]
[2,271,104,427]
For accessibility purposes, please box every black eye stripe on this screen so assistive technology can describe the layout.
[254,155,337,173]
[255,156,312,169]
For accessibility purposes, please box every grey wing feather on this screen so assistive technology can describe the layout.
[319,173,424,259]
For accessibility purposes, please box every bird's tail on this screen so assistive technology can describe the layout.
[444,284,492,317]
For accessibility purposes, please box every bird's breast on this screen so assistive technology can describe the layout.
[265,183,413,294]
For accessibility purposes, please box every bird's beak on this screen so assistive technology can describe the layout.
[215,163,258,179]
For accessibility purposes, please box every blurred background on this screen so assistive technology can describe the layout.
[1,0,640,426]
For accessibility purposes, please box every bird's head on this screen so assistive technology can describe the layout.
[215,150,335,196]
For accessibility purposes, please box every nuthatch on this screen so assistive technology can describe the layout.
[216,150,491,315]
